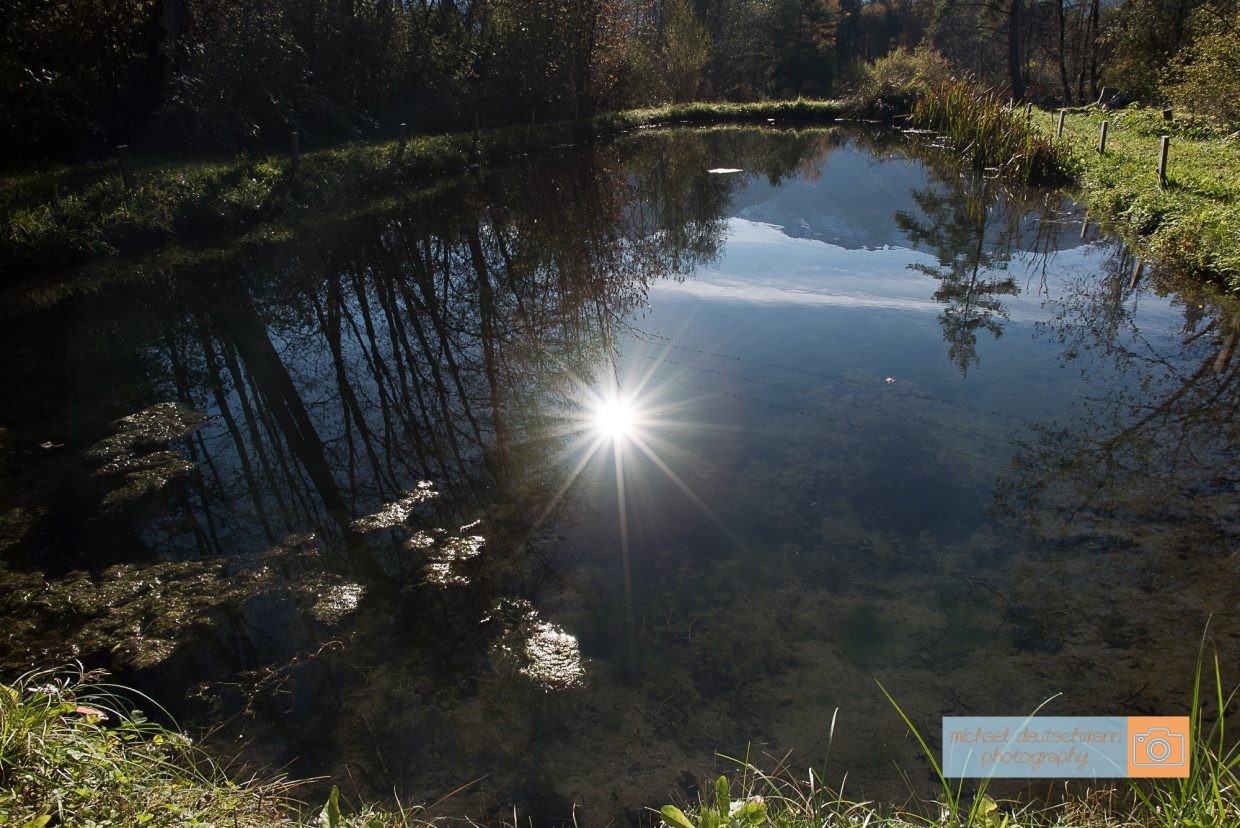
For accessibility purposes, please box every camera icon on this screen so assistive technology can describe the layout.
[1132,728,1185,767]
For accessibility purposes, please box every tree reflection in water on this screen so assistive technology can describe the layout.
[998,242,1238,551]
[893,149,1067,376]
[0,128,837,816]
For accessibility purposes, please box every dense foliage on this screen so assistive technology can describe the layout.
[1,0,1237,159]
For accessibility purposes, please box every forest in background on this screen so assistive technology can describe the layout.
[2,0,1238,162]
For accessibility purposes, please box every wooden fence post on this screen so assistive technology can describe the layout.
[1157,135,1170,188]
[1056,110,1066,139]
[1129,259,1144,289]
[290,131,300,171]
[1080,212,1090,241]
[116,145,135,190]
[1097,120,1108,154]
[1216,329,1237,374]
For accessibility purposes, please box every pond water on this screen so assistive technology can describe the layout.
[1,127,1236,824]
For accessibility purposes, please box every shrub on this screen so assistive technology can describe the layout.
[1161,9,1240,128]
[853,45,955,106]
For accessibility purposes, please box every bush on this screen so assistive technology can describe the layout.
[853,45,955,106]
[1162,9,1240,128]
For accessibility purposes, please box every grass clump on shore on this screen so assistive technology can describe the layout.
[888,74,1237,295]
[0,665,300,826]
[1052,105,1240,294]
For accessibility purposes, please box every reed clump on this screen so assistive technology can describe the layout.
[910,79,1065,183]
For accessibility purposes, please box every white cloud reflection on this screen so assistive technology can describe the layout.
[651,218,1108,324]
[653,218,941,311]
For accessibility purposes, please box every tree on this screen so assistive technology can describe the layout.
[770,0,844,96]
[1099,0,1236,101]
[661,0,711,102]
[931,0,1027,98]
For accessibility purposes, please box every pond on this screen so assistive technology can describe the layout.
[0,127,1236,824]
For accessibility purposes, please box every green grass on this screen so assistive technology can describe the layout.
[0,665,298,826]
[661,634,1238,828]
[0,666,459,827]
[896,81,1237,295]
[1047,105,1240,295]
[0,100,845,278]
[2,653,1236,827]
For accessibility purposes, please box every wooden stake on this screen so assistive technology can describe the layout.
[1080,213,1090,241]
[1129,259,1144,289]
[1215,329,1236,374]
[290,131,300,171]
[116,145,135,190]
[1056,110,1066,139]
[1097,121,1108,154]
[1157,135,1170,188]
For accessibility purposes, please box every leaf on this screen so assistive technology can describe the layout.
[318,785,342,828]
[21,817,51,828]
[715,775,729,814]
[660,804,697,828]
[977,795,1005,828]
[732,800,767,821]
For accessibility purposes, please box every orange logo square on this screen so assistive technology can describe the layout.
[1127,716,1190,778]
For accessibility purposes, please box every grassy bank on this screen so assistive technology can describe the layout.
[890,80,1237,296]
[0,100,844,278]
[4,663,1237,827]
[0,666,416,827]
[1051,106,1240,295]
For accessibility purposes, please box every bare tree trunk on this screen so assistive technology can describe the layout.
[1057,0,1074,104]
[1007,0,1025,99]
[1088,0,1099,101]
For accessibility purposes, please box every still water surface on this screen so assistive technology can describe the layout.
[0,128,1236,822]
